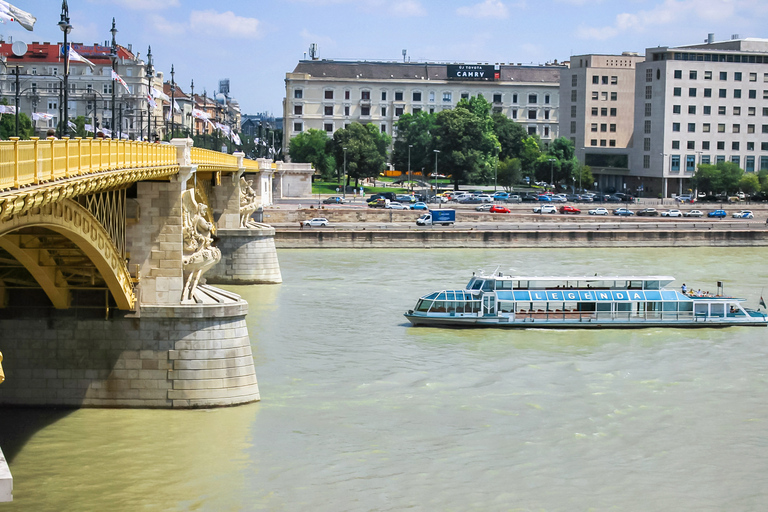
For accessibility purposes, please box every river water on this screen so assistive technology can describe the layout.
[2,247,768,511]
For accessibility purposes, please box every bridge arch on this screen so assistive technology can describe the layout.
[0,199,135,310]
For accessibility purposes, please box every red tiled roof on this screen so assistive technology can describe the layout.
[0,42,134,64]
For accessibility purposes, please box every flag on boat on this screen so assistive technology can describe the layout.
[111,70,130,94]
[68,46,96,70]
[760,296,766,309]
[0,1,36,31]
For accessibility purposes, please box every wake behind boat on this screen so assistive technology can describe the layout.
[404,273,768,328]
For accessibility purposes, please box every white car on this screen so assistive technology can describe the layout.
[533,205,558,214]
[475,194,494,202]
[551,195,567,202]
[684,209,704,217]
[386,202,410,210]
[475,203,494,212]
[732,210,754,219]
[588,207,609,216]
[661,209,683,217]
[303,217,329,227]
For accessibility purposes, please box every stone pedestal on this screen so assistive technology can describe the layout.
[206,227,283,285]
[0,294,259,408]
[0,446,10,503]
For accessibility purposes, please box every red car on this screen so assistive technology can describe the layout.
[559,205,581,214]
[489,205,511,213]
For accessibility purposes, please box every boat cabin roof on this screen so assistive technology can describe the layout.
[476,274,676,283]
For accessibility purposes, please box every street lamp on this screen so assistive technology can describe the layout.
[433,149,440,198]
[190,78,195,139]
[342,147,347,199]
[548,158,555,192]
[170,64,176,139]
[58,0,72,138]
[145,46,154,141]
[408,144,413,194]
[109,18,117,138]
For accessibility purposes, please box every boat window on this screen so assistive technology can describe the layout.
[425,292,439,300]
[416,300,432,312]
[496,280,513,290]
[577,302,596,312]
[446,291,455,301]
[482,280,495,292]
[710,303,725,317]
[436,292,446,300]
[471,280,484,290]
[644,281,660,290]
[597,303,612,312]
[531,302,547,313]
[679,302,693,312]
[646,301,660,312]
[617,302,632,312]
[466,278,476,289]
[431,301,447,313]
[629,280,643,289]
[662,302,677,312]
[499,302,515,313]
[694,303,708,317]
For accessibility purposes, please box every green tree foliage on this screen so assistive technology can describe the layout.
[391,110,436,177]
[288,128,336,180]
[518,137,541,184]
[496,157,522,191]
[739,173,760,194]
[433,97,499,189]
[0,99,34,139]
[758,170,768,192]
[492,113,528,161]
[330,122,390,187]
[691,162,744,194]
[533,137,583,190]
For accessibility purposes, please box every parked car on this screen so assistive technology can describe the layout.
[708,209,727,218]
[661,209,683,217]
[386,202,410,210]
[559,205,581,214]
[589,207,610,216]
[613,207,635,216]
[684,209,704,217]
[533,205,558,214]
[636,208,659,217]
[604,195,624,203]
[732,210,754,219]
[537,195,553,202]
[412,202,428,210]
[475,203,494,212]
[303,217,329,227]
[458,197,483,204]
[323,196,346,204]
[520,194,539,202]
[475,194,494,203]
[492,192,509,201]
[506,194,522,203]
[550,195,567,203]
[489,205,511,213]
[395,194,416,203]
[565,194,582,202]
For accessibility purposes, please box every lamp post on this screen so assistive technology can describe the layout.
[494,151,499,193]
[170,64,176,139]
[145,46,154,141]
[109,18,117,138]
[342,147,347,199]
[58,0,72,138]
[14,64,20,137]
[433,149,440,198]
[190,79,195,139]
[548,158,555,192]
[407,144,413,193]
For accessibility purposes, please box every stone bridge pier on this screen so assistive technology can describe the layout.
[0,139,275,409]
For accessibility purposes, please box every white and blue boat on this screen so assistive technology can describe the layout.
[405,273,768,328]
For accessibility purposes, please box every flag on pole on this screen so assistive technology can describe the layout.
[232,133,242,146]
[100,127,112,137]
[67,120,77,131]
[760,296,766,309]
[31,112,54,121]
[0,10,13,24]
[173,99,181,113]
[0,105,16,114]
[147,92,156,109]
[0,1,36,31]
[152,88,170,102]
[68,46,96,70]
[111,69,130,94]
[192,108,210,120]
[84,124,94,133]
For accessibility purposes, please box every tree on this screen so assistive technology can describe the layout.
[492,113,528,161]
[518,137,541,184]
[0,99,34,139]
[692,162,744,195]
[288,128,336,180]
[496,157,522,191]
[391,110,436,178]
[739,173,760,194]
[330,122,390,187]
[758,170,768,192]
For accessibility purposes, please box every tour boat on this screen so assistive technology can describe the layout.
[404,273,768,328]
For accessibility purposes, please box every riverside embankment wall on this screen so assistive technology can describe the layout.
[275,228,768,248]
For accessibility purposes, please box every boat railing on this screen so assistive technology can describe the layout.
[510,310,712,323]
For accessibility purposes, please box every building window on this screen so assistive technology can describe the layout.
[512,93,518,103]
[702,141,710,150]
[718,124,725,133]
[572,75,578,87]
[731,155,740,166]
[609,123,616,132]
[735,72,742,81]
[644,138,651,151]
[718,106,726,115]
[592,91,599,101]
[702,155,710,164]
[610,92,617,101]
[644,120,651,134]
[395,107,403,116]
[324,105,333,116]
[528,126,537,135]
[591,123,598,132]
[688,123,695,132]
[395,91,403,101]
[747,141,754,150]
[646,69,653,82]
[571,105,577,117]
[764,90,768,99]
[324,90,334,99]
[344,106,350,116]
[294,89,303,99]
[671,155,680,172]
[686,155,696,172]
[704,88,712,97]
[734,107,741,116]
[528,94,538,104]
[361,106,370,116]
[687,141,695,150]
[688,105,696,114]
[324,123,333,132]
[645,86,652,100]
[733,124,740,133]
[413,107,422,114]
[600,123,607,132]
[643,155,651,168]
[528,109,537,120]
[750,72,757,82]
[611,76,618,85]
[674,70,682,79]
[645,103,651,116]
[443,92,452,102]
[672,122,680,132]
[609,140,616,147]
[293,122,302,132]
[593,75,600,84]
[719,89,727,98]
[672,141,680,149]
[381,91,387,101]
[749,89,757,99]
[545,94,550,104]
[591,139,597,146]
[591,107,598,116]
[716,156,725,163]
[362,90,371,100]
[544,127,550,137]
[429,91,435,102]
[103,83,112,94]
[544,110,550,120]
[600,139,606,147]
[717,141,725,150]
[704,71,712,80]
[703,123,710,132]
[746,156,755,172]
[493,93,502,103]
[461,93,469,100]
[673,105,681,114]
[689,88,697,97]
[673,87,682,96]
[601,108,608,116]
[720,72,727,81]
[734,89,742,99]
[345,90,350,100]
[381,106,386,117]
[762,156,768,170]
[703,106,711,115]
[570,121,576,133]
[571,90,577,102]
[412,91,422,102]
[294,105,302,115]
[689,70,698,80]
[380,123,386,133]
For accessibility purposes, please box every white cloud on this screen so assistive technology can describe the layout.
[456,0,510,19]
[102,0,180,9]
[389,0,427,16]
[190,10,262,39]
[300,29,337,49]
[148,14,187,37]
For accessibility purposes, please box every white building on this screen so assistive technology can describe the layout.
[283,60,564,164]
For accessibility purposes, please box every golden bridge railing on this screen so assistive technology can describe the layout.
[0,137,177,192]
[191,147,239,172]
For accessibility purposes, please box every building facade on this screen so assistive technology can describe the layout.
[283,60,564,165]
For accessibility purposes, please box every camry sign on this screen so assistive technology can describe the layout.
[446,64,498,81]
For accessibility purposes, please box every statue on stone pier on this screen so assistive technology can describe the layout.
[0,351,4,384]
[181,190,221,302]
[239,177,260,228]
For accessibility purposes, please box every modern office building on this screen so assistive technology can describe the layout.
[283,59,564,164]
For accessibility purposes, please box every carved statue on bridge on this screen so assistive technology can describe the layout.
[239,177,260,228]
[0,351,4,384]
[181,190,221,302]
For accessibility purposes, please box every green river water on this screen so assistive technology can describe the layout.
[1,247,768,511]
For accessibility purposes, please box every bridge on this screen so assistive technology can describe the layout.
[0,137,314,415]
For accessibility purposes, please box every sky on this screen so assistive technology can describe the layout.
[3,0,768,116]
